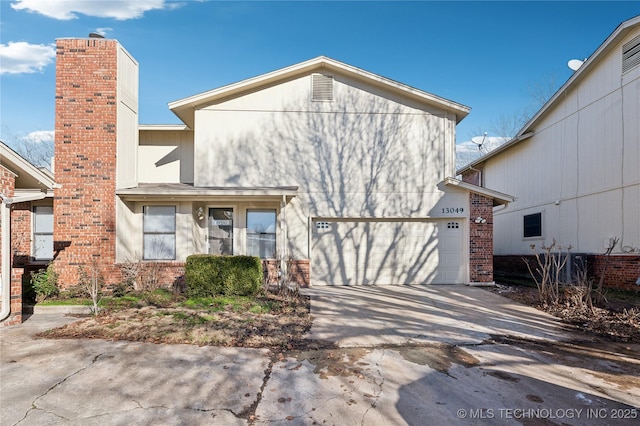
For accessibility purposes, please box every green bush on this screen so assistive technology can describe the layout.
[31,265,59,302]
[185,255,262,298]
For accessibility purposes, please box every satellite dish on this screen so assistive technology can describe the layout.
[568,59,584,71]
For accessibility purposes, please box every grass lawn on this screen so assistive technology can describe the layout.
[37,289,312,349]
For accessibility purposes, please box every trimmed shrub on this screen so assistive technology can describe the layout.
[31,265,59,302]
[186,255,262,297]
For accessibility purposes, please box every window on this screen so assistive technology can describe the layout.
[209,208,233,255]
[523,213,542,238]
[143,206,176,260]
[247,210,276,258]
[33,206,53,260]
[447,222,460,229]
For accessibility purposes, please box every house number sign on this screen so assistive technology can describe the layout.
[442,208,464,214]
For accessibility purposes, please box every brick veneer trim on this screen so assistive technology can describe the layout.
[53,38,119,288]
[469,193,494,283]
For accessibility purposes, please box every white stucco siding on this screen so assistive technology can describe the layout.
[138,130,194,184]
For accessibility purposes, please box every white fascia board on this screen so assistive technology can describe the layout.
[444,177,515,206]
[168,56,470,127]
[0,143,57,189]
[138,124,190,131]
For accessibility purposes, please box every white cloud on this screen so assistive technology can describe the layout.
[95,27,113,37]
[455,136,510,170]
[22,130,55,143]
[0,41,55,74]
[11,0,172,20]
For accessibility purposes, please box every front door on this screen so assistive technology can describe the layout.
[208,208,233,255]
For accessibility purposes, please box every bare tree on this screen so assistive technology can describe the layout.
[1,125,54,169]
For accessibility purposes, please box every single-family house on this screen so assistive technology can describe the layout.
[1,142,57,325]
[3,35,515,325]
[458,15,640,290]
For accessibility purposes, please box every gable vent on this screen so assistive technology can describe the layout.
[312,74,334,101]
[622,33,640,74]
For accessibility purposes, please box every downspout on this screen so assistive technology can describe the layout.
[279,195,287,286]
[0,192,47,322]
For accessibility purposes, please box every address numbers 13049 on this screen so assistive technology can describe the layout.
[442,207,464,214]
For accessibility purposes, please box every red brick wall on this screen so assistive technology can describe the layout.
[469,193,494,283]
[495,254,640,292]
[1,166,21,326]
[53,38,119,288]
[0,165,14,274]
[10,202,32,266]
[262,259,310,288]
[461,166,483,186]
[588,255,640,291]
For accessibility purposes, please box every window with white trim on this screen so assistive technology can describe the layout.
[143,206,176,260]
[33,206,53,260]
[247,209,276,258]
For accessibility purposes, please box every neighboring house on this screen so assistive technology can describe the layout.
[459,15,640,290]
[3,35,515,325]
[1,142,57,325]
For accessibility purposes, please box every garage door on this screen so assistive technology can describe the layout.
[311,219,465,285]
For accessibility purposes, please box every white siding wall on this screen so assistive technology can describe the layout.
[116,45,138,189]
[487,29,640,254]
[138,130,194,183]
[191,72,463,259]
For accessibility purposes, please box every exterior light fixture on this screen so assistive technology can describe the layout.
[196,207,205,221]
[474,217,487,224]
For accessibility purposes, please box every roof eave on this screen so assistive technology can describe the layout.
[444,177,515,207]
[0,142,58,190]
[168,56,470,127]
[457,15,640,174]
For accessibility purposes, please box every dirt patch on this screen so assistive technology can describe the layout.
[291,347,371,380]
[396,344,479,375]
[37,294,312,349]
[488,284,640,344]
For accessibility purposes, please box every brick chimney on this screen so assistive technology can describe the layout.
[53,37,138,287]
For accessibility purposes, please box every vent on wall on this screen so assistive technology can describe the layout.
[312,74,334,101]
[622,33,640,73]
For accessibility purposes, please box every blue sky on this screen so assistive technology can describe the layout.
[1,0,639,151]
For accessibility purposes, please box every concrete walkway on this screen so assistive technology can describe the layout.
[2,286,638,425]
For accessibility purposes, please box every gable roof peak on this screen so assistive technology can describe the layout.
[168,56,470,128]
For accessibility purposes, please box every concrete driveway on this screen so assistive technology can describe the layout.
[2,285,639,425]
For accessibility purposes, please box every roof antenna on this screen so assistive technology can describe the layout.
[471,132,488,153]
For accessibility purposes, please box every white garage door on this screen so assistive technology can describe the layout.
[312,219,465,285]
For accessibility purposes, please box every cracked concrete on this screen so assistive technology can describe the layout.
[2,286,639,425]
